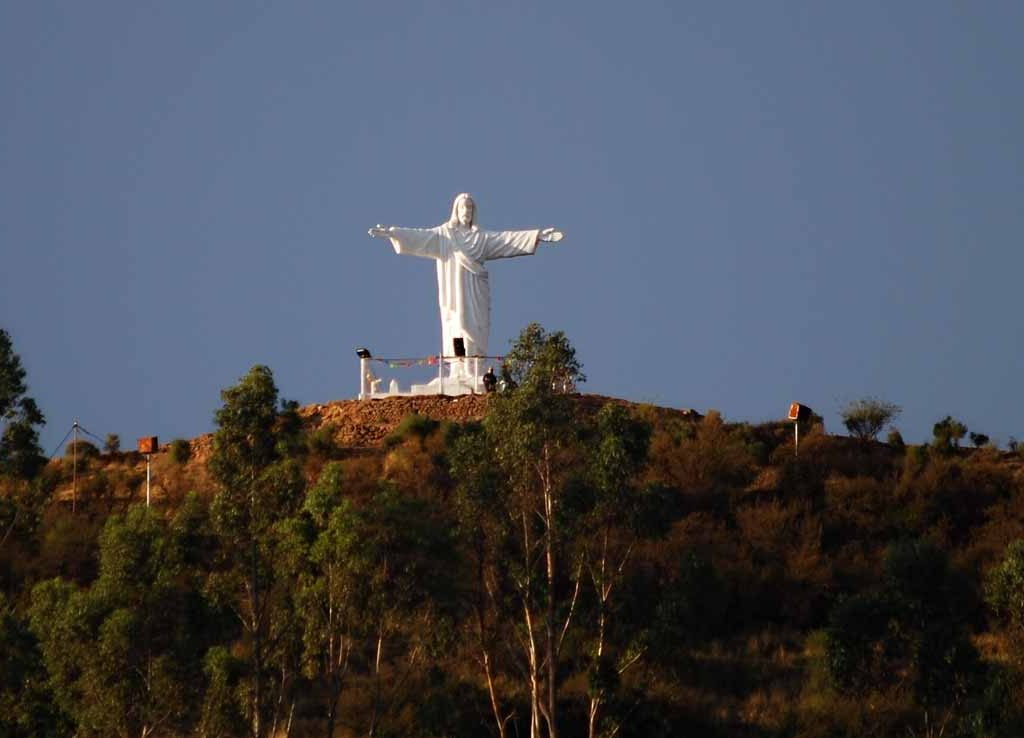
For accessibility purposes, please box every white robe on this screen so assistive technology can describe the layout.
[387,224,540,357]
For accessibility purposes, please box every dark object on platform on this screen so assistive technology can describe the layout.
[453,337,466,357]
[356,347,372,359]
[137,436,159,455]
[788,403,814,423]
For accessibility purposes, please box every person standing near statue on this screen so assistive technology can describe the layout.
[482,366,498,393]
[368,193,564,360]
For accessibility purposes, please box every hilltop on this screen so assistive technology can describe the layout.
[6,383,1024,738]
[51,394,712,504]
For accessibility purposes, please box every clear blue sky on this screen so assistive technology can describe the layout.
[3,1,1022,453]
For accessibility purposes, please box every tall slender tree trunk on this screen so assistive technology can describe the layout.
[325,655,343,738]
[325,629,351,738]
[587,534,609,738]
[518,510,543,738]
[367,621,385,738]
[545,537,557,738]
[325,571,339,738]
[250,466,263,738]
[475,554,507,738]
[542,446,558,738]
[586,612,607,738]
[326,677,341,738]
[482,647,506,738]
[524,602,542,738]
[270,664,292,738]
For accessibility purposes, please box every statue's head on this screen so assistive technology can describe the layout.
[448,193,477,229]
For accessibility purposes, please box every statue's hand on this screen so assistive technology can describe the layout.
[368,225,392,239]
[538,227,564,243]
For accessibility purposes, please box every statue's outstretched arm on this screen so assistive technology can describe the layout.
[538,227,564,243]
[368,224,394,239]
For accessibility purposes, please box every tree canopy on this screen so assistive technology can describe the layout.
[839,396,900,442]
[0,328,46,481]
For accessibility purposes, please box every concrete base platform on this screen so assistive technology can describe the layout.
[409,374,482,396]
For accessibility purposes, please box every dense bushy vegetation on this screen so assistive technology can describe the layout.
[2,324,1024,737]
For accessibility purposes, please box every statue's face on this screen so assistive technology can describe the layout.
[457,197,475,227]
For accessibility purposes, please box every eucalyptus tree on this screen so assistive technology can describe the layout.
[489,324,587,738]
[0,591,67,738]
[452,325,692,738]
[446,324,590,738]
[352,485,458,738]
[29,505,214,738]
[278,460,459,738]
[0,328,48,563]
[277,462,353,738]
[580,403,665,738]
[207,365,305,738]
[277,462,362,738]
[448,423,518,738]
[0,328,46,482]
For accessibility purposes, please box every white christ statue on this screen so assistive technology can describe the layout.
[368,193,563,359]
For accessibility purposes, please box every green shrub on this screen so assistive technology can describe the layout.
[64,439,99,461]
[383,414,440,449]
[746,440,770,466]
[307,426,340,457]
[963,665,1024,737]
[905,444,928,469]
[169,439,191,465]
[932,415,968,454]
[985,539,1024,636]
[79,469,113,502]
[826,540,981,712]
[103,433,120,454]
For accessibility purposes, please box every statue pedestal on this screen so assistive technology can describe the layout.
[409,376,479,396]
[411,361,483,395]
